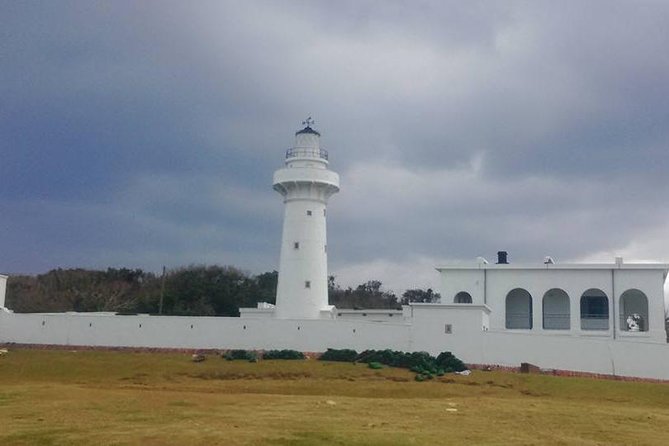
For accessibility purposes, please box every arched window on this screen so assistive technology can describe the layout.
[454,291,472,304]
[543,288,570,330]
[580,289,609,330]
[505,288,533,329]
[620,289,649,332]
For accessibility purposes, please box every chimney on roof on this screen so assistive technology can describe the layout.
[497,251,508,264]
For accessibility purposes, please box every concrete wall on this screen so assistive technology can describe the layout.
[2,302,669,380]
[409,304,491,365]
[440,269,485,304]
[486,269,615,334]
[0,275,7,308]
[0,311,410,352]
[480,332,669,380]
[614,269,665,340]
[408,305,669,380]
[335,309,404,322]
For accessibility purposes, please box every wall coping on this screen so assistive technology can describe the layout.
[436,263,669,271]
[410,303,492,314]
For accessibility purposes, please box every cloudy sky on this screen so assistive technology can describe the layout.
[2,1,668,296]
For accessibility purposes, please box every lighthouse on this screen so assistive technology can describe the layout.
[273,118,340,319]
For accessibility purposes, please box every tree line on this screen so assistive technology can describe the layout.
[5,266,440,316]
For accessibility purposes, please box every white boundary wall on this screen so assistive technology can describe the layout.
[3,305,669,380]
[0,310,410,352]
[408,305,669,381]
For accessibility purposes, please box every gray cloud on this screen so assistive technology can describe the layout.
[1,1,668,294]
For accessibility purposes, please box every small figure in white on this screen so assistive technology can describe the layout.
[626,313,642,332]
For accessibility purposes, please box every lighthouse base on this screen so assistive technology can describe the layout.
[239,303,336,320]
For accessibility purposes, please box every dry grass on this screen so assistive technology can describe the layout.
[1,349,669,445]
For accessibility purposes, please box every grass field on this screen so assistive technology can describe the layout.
[1,349,669,445]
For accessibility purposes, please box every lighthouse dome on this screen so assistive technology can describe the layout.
[295,126,320,137]
[294,125,320,151]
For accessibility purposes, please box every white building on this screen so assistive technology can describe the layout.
[437,252,668,344]
[1,123,669,381]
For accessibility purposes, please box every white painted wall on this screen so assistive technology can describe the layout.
[239,308,275,319]
[0,311,410,352]
[614,269,665,341]
[486,268,616,335]
[439,269,485,304]
[335,309,404,322]
[409,304,491,365]
[405,305,669,380]
[0,275,7,308]
[274,197,330,319]
[1,264,668,379]
[438,265,668,343]
[2,305,669,380]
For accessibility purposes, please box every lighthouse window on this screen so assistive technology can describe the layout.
[306,210,312,216]
[294,242,299,249]
[323,209,326,216]
[305,281,311,288]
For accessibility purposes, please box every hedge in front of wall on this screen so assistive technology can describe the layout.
[262,349,305,360]
[319,348,467,373]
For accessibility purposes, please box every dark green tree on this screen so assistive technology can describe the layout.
[401,288,441,305]
[328,277,398,309]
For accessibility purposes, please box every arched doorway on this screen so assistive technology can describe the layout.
[543,288,570,330]
[454,291,473,304]
[620,289,649,332]
[580,289,609,330]
[505,288,532,329]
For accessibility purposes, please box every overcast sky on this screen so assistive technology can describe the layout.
[2,1,668,296]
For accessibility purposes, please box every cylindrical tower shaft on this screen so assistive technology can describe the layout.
[273,122,339,319]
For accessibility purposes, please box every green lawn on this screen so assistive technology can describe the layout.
[1,348,668,445]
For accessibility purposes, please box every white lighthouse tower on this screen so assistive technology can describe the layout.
[273,118,340,319]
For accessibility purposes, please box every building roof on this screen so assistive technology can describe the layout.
[336,309,403,314]
[295,126,320,137]
[410,303,492,313]
[436,262,669,271]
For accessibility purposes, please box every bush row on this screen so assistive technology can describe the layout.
[220,348,468,380]
[222,349,304,361]
[262,349,305,360]
[319,348,358,362]
[319,348,467,377]
[223,349,258,361]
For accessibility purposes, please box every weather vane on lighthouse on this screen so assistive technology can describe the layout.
[302,116,315,127]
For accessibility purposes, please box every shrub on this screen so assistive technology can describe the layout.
[435,351,467,373]
[223,349,257,361]
[368,361,384,370]
[357,349,437,374]
[319,348,358,362]
[320,348,467,378]
[263,349,305,360]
